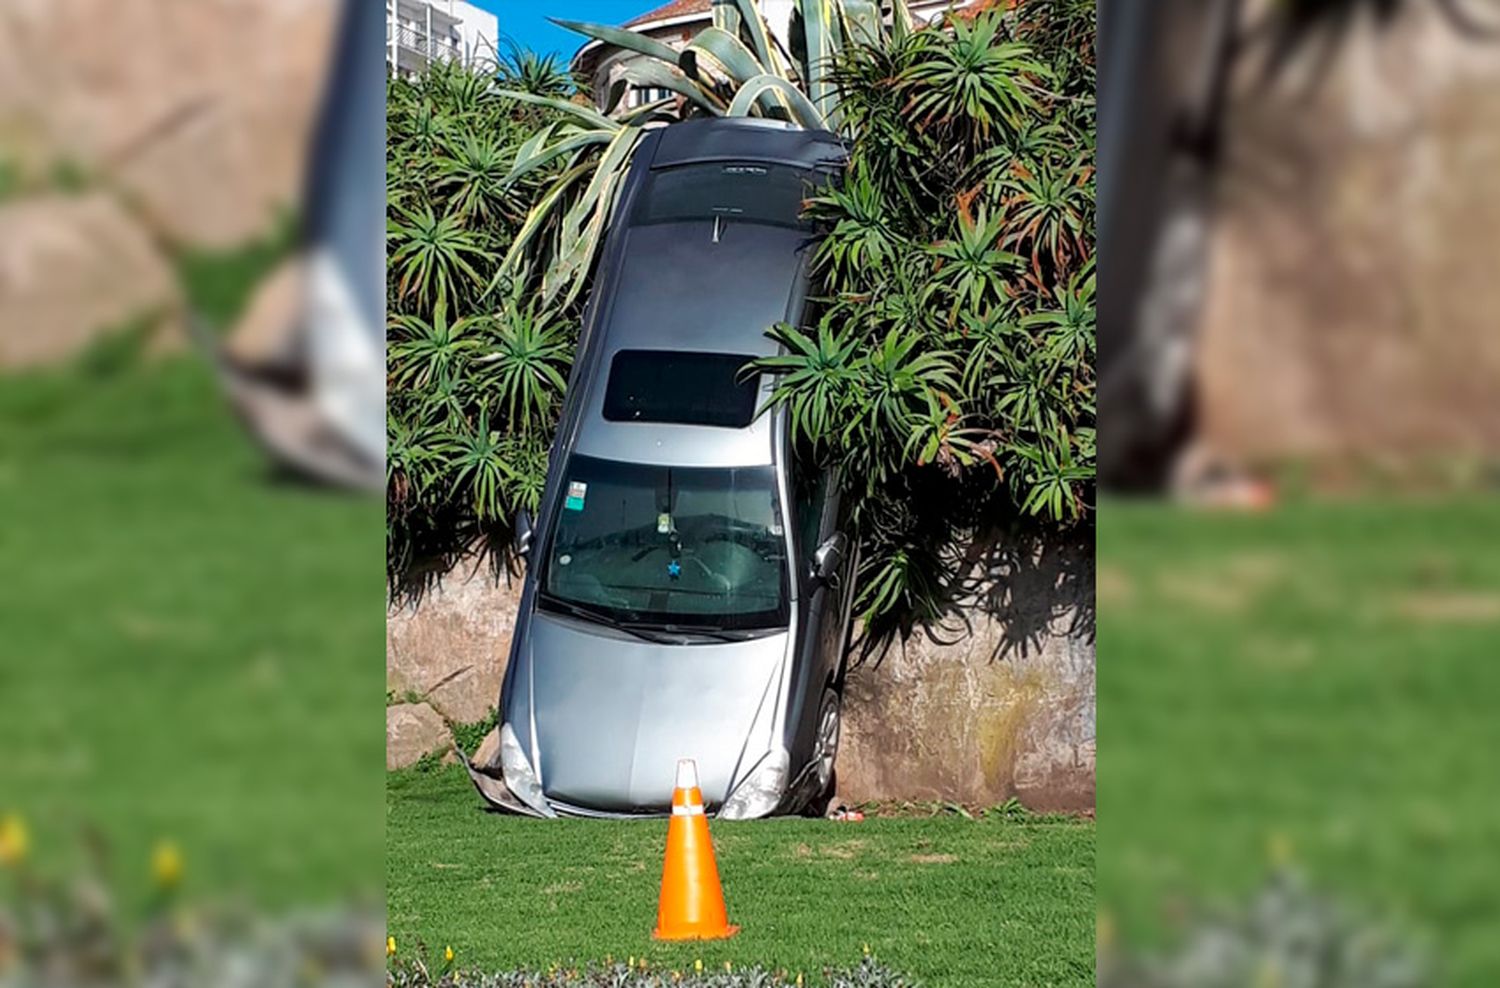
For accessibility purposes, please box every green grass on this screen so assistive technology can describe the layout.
[1099,496,1500,984]
[0,357,384,910]
[175,212,298,329]
[387,767,1094,987]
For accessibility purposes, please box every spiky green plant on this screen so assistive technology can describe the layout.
[744,1,1096,641]
[386,59,583,587]
[494,0,922,305]
[386,3,1096,644]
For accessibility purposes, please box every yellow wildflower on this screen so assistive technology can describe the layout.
[173,910,199,940]
[1255,958,1284,988]
[1267,831,1294,869]
[445,945,455,964]
[628,955,636,969]
[151,840,184,890]
[695,959,703,973]
[1097,911,1117,951]
[725,961,733,972]
[863,942,871,956]
[797,973,805,987]
[0,814,28,867]
[387,936,397,958]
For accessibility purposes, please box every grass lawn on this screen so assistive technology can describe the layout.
[1099,496,1500,984]
[0,357,384,910]
[387,767,1094,987]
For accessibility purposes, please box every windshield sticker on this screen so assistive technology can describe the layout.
[657,512,672,534]
[667,559,682,579]
[558,553,572,566]
[564,481,587,511]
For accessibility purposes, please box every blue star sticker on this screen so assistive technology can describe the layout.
[667,559,682,578]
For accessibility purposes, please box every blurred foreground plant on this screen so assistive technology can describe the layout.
[0,822,379,987]
[1099,867,1429,988]
[387,954,916,988]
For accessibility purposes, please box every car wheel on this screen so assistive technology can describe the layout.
[802,689,841,817]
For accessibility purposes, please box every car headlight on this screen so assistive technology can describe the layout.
[719,747,789,820]
[500,723,555,818]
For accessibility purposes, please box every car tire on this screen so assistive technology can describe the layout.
[801,688,841,817]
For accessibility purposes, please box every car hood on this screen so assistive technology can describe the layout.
[519,610,789,812]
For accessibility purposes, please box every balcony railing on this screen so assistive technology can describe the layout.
[390,22,461,63]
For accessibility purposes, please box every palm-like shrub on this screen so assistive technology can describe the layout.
[386,2,1096,642]
[386,56,579,584]
[751,1,1094,639]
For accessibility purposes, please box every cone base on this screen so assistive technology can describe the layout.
[652,923,740,942]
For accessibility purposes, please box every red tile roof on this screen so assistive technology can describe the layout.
[624,0,712,29]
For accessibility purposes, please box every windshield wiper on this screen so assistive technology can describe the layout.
[537,593,682,644]
[624,622,782,643]
[539,593,783,644]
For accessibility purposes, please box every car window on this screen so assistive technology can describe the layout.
[540,455,789,631]
[791,460,828,562]
[631,162,817,229]
[602,350,759,428]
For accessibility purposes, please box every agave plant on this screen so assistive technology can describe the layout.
[492,0,924,306]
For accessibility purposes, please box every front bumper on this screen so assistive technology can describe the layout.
[459,748,792,820]
[459,748,684,820]
[456,746,550,819]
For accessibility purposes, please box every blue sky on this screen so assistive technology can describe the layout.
[470,1,650,58]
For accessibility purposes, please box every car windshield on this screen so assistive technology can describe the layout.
[540,455,788,631]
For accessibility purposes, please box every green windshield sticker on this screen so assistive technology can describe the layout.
[564,480,587,511]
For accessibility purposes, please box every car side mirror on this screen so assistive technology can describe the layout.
[811,532,848,586]
[513,510,534,560]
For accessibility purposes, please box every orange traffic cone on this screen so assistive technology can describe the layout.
[653,759,738,941]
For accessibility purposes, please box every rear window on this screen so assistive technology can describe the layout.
[602,350,760,428]
[631,162,817,229]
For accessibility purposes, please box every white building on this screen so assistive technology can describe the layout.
[387,0,499,78]
[572,0,973,110]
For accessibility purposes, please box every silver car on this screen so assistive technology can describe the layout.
[462,119,856,819]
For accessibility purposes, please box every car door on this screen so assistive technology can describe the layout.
[813,474,853,684]
[786,461,846,769]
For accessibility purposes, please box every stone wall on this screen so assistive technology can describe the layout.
[1195,2,1500,468]
[385,535,1097,814]
[0,0,335,369]
[0,0,334,249]
[0,193,181,368]
[387,557,522,724]
[838,532,1095,812]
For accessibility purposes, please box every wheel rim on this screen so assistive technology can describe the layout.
[815,695,840,790]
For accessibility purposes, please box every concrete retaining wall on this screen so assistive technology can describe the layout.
[386,533,1096,813]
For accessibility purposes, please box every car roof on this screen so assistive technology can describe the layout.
[647,117,846,172]
[569,120,843,470]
